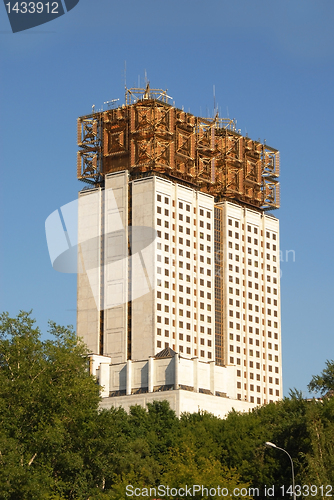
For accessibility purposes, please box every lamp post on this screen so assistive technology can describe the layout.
[265,442,296,500]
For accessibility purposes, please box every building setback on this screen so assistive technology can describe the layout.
[76,86,282,417]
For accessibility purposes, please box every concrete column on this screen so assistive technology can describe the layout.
[193,357,199,392]
[99,363,110,398]
[126,359,132,395]
[209,361,215,395]
[174,354,179,390]
[148,356,154,393]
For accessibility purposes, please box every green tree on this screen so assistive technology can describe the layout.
[300,398,334,488]
[0,311,100,499]
[161,446,253,500]
[308,359,334,395]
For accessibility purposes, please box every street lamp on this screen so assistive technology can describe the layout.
[265,442,296,500]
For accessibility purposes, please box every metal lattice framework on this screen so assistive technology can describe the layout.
[77,115,103,184]
[77,87,280,209]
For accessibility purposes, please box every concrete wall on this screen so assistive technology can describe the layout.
[91,352,237,402]
[131,177,156,360]
[77,188,103,354]
[99,389,256,419]
[93,351,250,418]
[103,171,129,363]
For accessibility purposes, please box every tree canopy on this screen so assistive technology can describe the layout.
[308,359,334,395]
[0,311,101,499]
[0,311,334,499]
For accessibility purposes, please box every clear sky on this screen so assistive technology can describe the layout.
[1,0,334,398]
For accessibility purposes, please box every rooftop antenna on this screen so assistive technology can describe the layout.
[144,82,150,99]
[226,106,229,118]
[144,69,148,85]
[104,98,119,109]
[124,60,127,90]
[213,85,216,115]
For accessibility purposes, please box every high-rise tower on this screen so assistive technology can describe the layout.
[77,86,282,416]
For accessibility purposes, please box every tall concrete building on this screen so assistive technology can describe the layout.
[77,86,282,417]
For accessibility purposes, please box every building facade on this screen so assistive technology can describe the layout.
[76,86,282,417]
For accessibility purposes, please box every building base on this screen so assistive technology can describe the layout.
[99,388,256,418]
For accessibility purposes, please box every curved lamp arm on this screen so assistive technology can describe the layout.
[265,442,296,500]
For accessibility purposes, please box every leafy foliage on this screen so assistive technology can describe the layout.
[1,312,334,499]
[0,311,100,499]
[308,359,334,395]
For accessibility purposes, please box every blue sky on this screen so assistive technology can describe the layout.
[1,0,334,397]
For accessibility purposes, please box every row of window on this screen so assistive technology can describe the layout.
[228,268,278,278]
[157,304,211,323]
[229,311,278,321]
[229,343,279,353]
[156,340,212,359]
[158,216,212,232]
[228,287,278,296]
[228,260,277,273]
[158,261,212,272]
[230,250,278,263]
[230,332,279,341]
[229,354,279,364]
[157,327,212,337]
[156,194,212,218]
[228,276,278,285]
[237,366,279,376]
[157,268,212,278]
[157,231,212,252]
[158,317,208,326]
[157,252,211,264]
[227,243,278,260]
[241,395,279,403]
[227,219,277,240]
[157,316,213,329]
[157,246,194,259]
[157,269,212,280]
[157,220,213,238]
[156,290,212,303]
[229,336,279,346]
[180,346,213,358]
[157,208,204,225]
[157,329,212,346]
[227,231,277,249]
[229,327,279,339]
[228,320,279,331]
[158,281,209,292]
[158,305,212,314]
[229,298,278,306]
[227,262,266,272]
[238,383,279,391]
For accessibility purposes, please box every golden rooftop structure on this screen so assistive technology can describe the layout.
[77,84,279,211]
